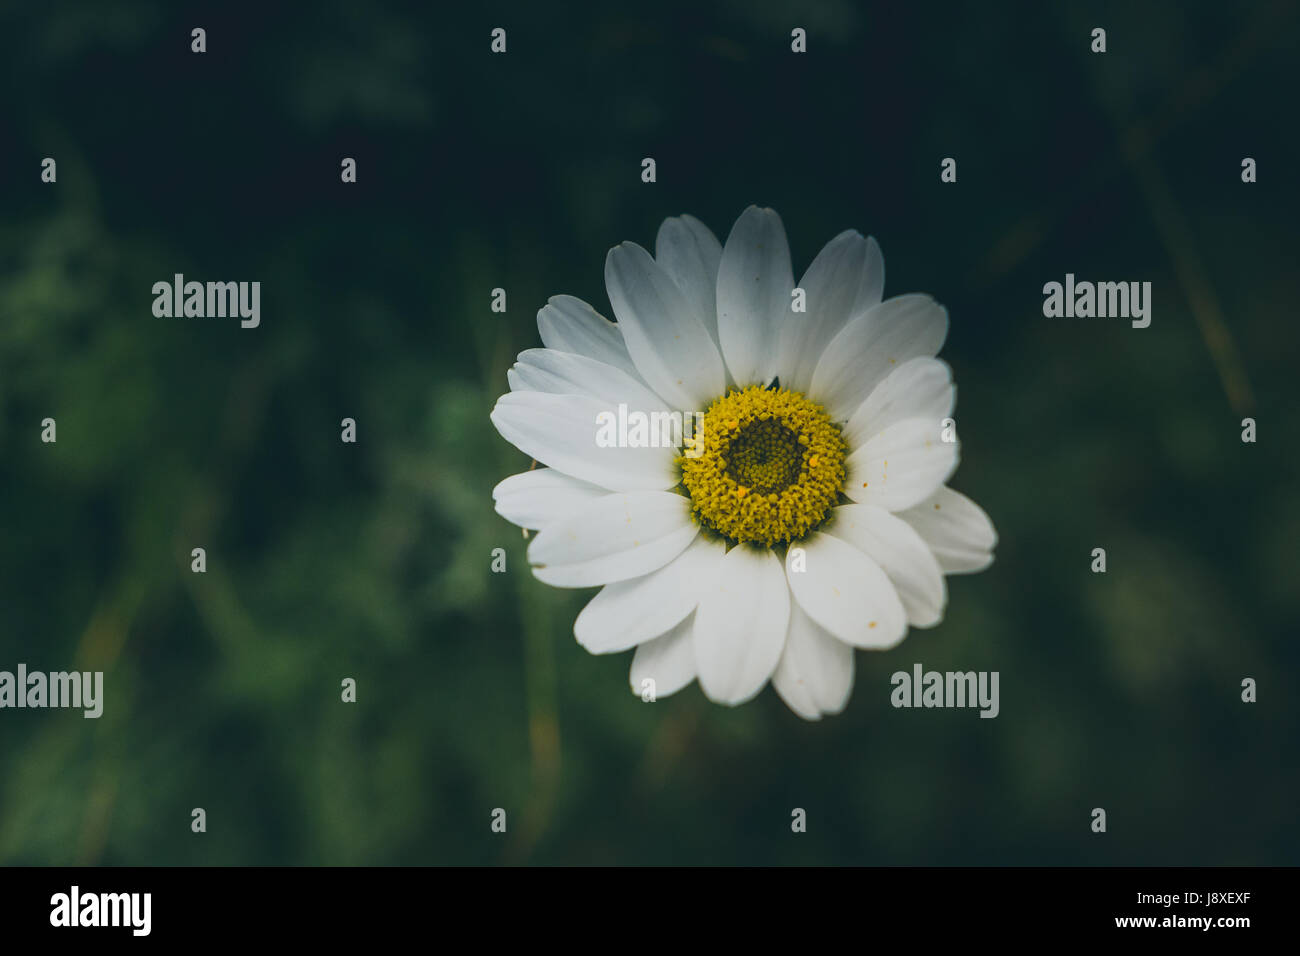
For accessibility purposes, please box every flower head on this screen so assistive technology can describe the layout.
[491,206,996,719]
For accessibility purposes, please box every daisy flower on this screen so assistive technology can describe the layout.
[490,206,996,719]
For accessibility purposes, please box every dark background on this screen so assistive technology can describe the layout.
[0,0,1296,865]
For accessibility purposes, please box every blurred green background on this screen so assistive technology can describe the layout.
[1,0,1296,865]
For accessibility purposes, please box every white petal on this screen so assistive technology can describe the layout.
[536,295,643,381]
[506,364,547,393]
[844,417,959,511]
[771,602,855,720]
[629,614,697,698]
[509,348,670,417]
[778,231,884,394]
[604,241,726,410]
[825,503,947,628]
[693,546,790,704]
[490,391,678,491]
[785,532,906,649]
[527,491,698,587]
[896,486,998,574]
[810,294,949,420]
[656,214,723,346]
[575,535,725,653]
[715,206,794,386]
[492,468,609,530]
[843,357,955,450]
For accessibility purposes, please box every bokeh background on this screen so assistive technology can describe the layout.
[1,0,1296,865]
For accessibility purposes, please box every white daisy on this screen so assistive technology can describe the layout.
[490,206,996,720]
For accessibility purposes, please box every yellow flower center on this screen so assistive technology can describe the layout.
[680,385,847,547]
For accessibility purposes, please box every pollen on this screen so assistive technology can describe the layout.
[679,384,848,547]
